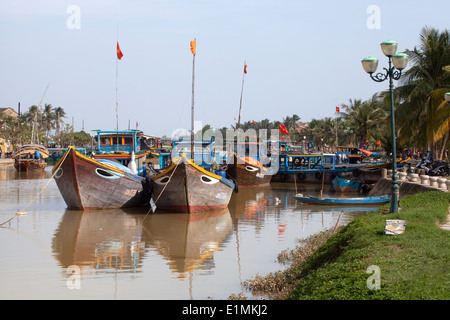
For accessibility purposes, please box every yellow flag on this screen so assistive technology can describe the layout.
[190,38,196,55]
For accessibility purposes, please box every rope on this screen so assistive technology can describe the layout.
[142,159,181,221]
[0,149,70,227]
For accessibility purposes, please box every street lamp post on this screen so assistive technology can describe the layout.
[445,93,450,160]
[361,40,409,213]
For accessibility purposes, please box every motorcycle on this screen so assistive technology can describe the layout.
[415,158,450,176]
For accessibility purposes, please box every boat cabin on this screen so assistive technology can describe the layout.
[172,138,216,168]
[279,153,336,173]
[92,130,149,176]
[94,130,143,154]
[336,146,364,164]
[228,139,270,165]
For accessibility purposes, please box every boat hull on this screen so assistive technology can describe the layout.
[332,176,362,193]
[52,147,150,210]
[295,194,390,205]
[150,157,234,213]
[14,159,47,171]
[227,155,272,186]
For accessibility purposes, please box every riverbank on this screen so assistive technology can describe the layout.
[240,190,450,300]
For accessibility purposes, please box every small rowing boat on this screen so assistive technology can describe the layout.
[294,194,390,205]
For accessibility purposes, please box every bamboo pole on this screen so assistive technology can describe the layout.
[237,61,246,130]
[190,39,196,160]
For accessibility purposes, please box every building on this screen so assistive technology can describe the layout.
[0,107,19,119]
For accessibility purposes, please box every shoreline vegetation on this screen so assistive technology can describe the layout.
[230,191,450,300]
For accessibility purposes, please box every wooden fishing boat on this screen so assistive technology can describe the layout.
[227,153,272,186]
[294,193,390,205]
[52,146,150,210]
[13,144,49,171]
[331,176,362,193]
[149,154,235,213]
[147,39,236,213]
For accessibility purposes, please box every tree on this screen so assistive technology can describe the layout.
[341,95,385,148]
[395,26,450,158]
[42,104,55,139]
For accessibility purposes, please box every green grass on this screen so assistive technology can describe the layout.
[287,191,450,300]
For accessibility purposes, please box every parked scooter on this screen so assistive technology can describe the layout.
[415,158,450,176]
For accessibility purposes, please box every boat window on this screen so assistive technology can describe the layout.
[123,137,133,145]
[100,137,111,145]
[112,137,120,145]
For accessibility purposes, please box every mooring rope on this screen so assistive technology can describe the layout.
[142,159,181,221]
[0,149,70,227]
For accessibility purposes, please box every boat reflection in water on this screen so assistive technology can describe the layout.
[0,164,49,181]
[144,208,232,276]
[52,207,232,278]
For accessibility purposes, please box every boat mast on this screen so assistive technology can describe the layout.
[32,83,50,144]
[237,60,247,130]
[190,38,196,160]
[116,22,119,133]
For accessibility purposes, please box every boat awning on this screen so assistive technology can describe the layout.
[358,148,382,157]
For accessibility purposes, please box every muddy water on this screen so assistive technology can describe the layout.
[0,164,378,299]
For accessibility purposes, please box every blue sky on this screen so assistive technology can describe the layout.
[1,0,449,137]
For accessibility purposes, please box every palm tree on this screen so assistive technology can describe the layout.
[282,114,301,141]
[341,95,385,148]
[53,107,66,138]
[302,117,336,151]
[42,104,55,139]
[395,26,450,158]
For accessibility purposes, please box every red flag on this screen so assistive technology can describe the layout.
[377,140,381,147]
[279,124,289,135]
[252,120,256,124]
[234,116,236,121]
[336,106,340,112]
[117,42,123,60]
[244,61,247,74]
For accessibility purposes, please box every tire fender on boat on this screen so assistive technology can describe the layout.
[142,175,153,198]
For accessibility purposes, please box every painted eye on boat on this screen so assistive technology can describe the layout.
[154,176,170,185]
[95,168,124,179]
[245,166,259,172]
[200,175,219,184]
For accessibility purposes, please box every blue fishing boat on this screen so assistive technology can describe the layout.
[331,176,362,193]
[294,194,390,205]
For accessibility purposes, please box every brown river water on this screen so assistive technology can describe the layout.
[0,164,379,300]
